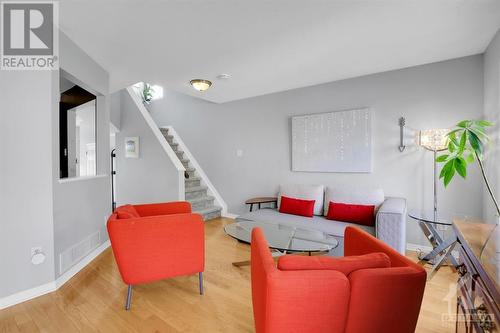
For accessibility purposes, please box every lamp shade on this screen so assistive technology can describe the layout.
[418,129,449,151]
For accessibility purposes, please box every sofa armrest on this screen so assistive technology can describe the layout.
[375,197,407,255]
[133,201,192,217]
[261,270,350,333]
[107,213,204,284]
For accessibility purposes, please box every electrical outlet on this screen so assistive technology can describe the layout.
[31,247,46,265]
[236,149,243,157]
[31,247,42,257]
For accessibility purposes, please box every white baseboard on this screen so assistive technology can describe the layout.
[0,281,56,310]
[0,240,111,310]
[406,242,433,253]
[222,212,239,219]
[406,242,459,259]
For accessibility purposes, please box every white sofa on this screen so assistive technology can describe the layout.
[236,184,407,255]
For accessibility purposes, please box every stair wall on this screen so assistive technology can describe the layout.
[160,127,227,221]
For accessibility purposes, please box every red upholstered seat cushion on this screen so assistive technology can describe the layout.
[115,204,140,219]
[279,196,315,217]
[326,201,375,226]
[277,252,391,276]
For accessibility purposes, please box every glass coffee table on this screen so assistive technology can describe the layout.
[224,220,339,267]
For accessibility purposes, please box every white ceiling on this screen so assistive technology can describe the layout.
[60,0,500,103]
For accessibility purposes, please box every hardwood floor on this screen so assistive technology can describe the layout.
[0,217,457,333]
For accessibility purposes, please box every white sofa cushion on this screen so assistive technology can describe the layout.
[278,184,325,216]
[324,187,385,216]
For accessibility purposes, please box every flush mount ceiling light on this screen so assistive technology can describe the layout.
[190,79,212,92]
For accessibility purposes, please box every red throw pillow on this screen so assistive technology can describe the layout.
[115,204,140,219]
[279,196,315,217]
[326,201,375,226]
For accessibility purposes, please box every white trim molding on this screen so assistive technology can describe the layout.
[126,87,185,200]
[406,242,459,259]
[406,242,433,253]
[222,212,239,219]
[162,126,228,215]
[0,281,56,310]
[58,174,108,184]
[0,241,111,310]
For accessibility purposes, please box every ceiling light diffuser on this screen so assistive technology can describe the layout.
[190,79,212,92]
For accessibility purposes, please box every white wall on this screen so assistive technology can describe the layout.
[52,32,111,278]
[150,55,485,246]
[0,71,57,297]
[483,29,500,224]
[114,90,181,206]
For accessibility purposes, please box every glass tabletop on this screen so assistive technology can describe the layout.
[224,220,339,253]
[408,210,455,226]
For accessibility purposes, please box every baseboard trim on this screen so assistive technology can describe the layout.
[222,212,239,219]
[0,281,56,310]
[406,242,459,259]
[406,242,433,253]
[0,240,111,310]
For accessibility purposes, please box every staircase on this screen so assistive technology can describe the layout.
[160,128,222,221]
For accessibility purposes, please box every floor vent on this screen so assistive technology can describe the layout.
[59,231,100,275]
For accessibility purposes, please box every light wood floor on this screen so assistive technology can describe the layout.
[0,217,457,333]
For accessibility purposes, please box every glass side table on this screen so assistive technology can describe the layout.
[408,211,459,278]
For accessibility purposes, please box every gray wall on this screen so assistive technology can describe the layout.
[483,29,500,224]
[0,71,57,297]
[114,90,181,206]
[52,32,111,278]
[0,30,113,298]
[150,55,485,246]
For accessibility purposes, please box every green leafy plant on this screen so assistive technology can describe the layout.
[142,83,155,104]
[437,120,500,216]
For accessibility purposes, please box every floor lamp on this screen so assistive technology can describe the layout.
[418,129,449,220]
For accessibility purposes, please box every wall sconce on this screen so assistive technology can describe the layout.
[398,117,406,152]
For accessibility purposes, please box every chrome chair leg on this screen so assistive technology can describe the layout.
[125,285,133,310]
[199,272,204,295]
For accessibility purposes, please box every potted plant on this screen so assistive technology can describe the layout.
[436,119,499,221]
[141,83,155,105]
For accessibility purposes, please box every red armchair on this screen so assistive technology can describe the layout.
[107,201,205,310]
[251,226,426,333]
